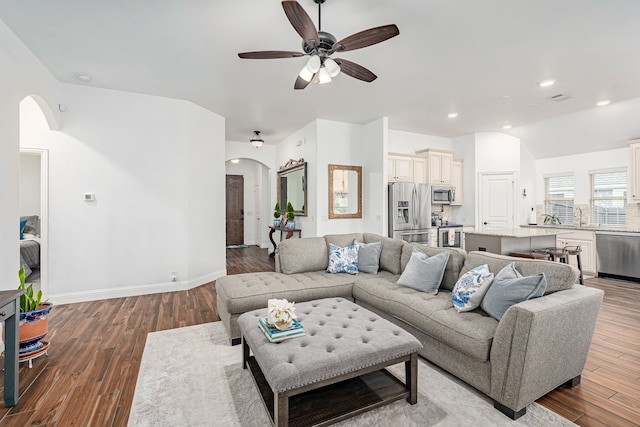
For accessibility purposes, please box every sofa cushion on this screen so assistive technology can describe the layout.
[352,279,498,362]
[326,243,359,275]
[354,239,383,274]
[278,237,329,274]
[461,251,577,294]
[401,244,466,291]
[363,233,404,274]
[215,271,354,315]
[481,263,547,320]
[396,247,449,294]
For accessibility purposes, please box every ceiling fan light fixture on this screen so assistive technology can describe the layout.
[299,66,315,82]
[250,130,264,148]
[317,66,331,84]
[306,55,321,73]
[324,58,340,77]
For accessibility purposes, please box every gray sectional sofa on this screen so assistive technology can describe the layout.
[215,232,604,419]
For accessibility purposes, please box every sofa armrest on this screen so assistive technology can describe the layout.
[490,285,604,412]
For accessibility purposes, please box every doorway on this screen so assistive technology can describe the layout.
[479,172,515,231]
[226,175,244,246]
[19,148,49,297]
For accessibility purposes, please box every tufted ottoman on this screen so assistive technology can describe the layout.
[238,297,423,427]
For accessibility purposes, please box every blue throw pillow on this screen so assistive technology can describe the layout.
[326,243,360,275]
[20,218,27,240]
[396,247,450,294]
[481,263,547,320]
[354,239,383,274]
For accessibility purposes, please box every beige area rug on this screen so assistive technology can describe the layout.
[129,322,575,427]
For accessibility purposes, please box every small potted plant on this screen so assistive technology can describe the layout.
[286,202,295,229]
[18,266,52,356]
[542,214,561,225]
[273,202,282,228]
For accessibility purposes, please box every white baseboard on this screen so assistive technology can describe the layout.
[48,269,227,306]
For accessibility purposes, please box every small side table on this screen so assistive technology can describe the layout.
[0,289,25,407]
[268,226,302,258]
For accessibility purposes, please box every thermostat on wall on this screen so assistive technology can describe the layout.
[84,193,95,202]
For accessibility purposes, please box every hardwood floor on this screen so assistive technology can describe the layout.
[0,246,638,426]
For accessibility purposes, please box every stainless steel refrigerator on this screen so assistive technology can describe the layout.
[388,182,432,244]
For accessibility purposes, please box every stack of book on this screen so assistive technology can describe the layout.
[258,317,305,342]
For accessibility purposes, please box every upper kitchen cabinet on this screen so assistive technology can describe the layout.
[388,154,427,183]
[630,140,640,202]
[451,159,463,205]
[416,149,453,184]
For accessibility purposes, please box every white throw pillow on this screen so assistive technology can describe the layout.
[451,264,494,312]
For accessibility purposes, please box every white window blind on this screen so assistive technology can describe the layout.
[590,169,626,226]
[544,174,574,225]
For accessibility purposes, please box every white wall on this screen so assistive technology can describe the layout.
[19,85,227,303]
[389,129,452,154]
[0,18,59,291]
[519,143,537,223]
[362,118,388,235]
[19,153,41,217]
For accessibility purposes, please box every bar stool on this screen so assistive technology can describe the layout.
[547,246,584,285]
[511,251,551,261]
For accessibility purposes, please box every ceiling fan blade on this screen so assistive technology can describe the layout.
[238,51,305,59]
[294,75,314,90]
[334,58,377,82]
[282,1,319,45]
[333,24,399,52]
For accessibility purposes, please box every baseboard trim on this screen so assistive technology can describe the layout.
[49,269,227,305]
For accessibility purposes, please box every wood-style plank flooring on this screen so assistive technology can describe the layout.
[0,245,638,426]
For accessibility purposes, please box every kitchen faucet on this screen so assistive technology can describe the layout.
[574,207,585,227]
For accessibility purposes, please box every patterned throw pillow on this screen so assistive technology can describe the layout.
[452,264,494,312]
[326,243,360,275]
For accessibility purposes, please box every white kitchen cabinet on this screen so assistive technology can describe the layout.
[451,160,463,205]
[415,149,453,184]
[388,155,412,182]
[556,230,596,275]
[388,154,427,183]
[629,141,640,202]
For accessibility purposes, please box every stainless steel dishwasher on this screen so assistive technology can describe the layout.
[595,231,640,282]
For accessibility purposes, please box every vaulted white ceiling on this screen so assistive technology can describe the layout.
[1,0,639,158]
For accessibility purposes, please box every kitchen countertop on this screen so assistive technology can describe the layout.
[520,224,640,234]
[465,228,560,238]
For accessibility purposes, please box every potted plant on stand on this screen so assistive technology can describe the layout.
[17,266,52,367]
[273,202,282,228]
[286,202,296,229]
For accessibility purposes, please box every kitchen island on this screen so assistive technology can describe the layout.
[465,228,558,256]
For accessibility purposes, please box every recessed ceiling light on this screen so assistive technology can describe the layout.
[596,99,610,107]
[447,112,458,118]
[539,79,555,88]
[76,73,91,82]
[502,124,512,130]
[230,159,240,164]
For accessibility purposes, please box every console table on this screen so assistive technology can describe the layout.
[268,226,302,258]
[0,289,24,407]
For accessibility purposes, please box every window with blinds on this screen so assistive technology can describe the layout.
[544,174,574,225]
[590,169,626,226]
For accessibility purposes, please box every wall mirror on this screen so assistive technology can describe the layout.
[328,164,362,219]
[278,160,307,216]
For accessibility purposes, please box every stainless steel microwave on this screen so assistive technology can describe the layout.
[431,186,455,204]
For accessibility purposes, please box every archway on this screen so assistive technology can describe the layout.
[19,95,55,298]
[225,158,272,249]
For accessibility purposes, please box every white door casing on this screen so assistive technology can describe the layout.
[479,172,515,231]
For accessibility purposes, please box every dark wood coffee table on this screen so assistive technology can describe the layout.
[238,298,422,427]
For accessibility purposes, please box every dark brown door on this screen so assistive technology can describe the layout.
[226,175,244,246]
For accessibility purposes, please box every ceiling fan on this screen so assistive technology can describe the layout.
[238,0,399,89]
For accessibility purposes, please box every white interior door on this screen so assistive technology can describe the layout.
[479,172,515,231]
